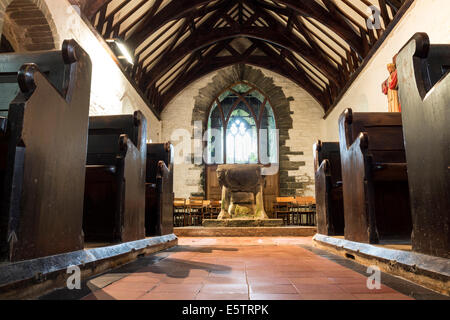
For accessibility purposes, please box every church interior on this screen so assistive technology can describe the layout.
[0,0,448,304]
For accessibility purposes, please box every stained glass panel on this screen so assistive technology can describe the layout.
[206,83,278,165]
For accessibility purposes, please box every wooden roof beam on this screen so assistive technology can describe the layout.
[139,26,341,91]
[159,55,328,111]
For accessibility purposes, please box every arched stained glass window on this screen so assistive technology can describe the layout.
[206,82,278,164]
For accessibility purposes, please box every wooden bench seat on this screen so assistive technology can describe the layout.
[0,40,92,262]
[338,108,412,244]
[83,111,147,243]
[314,140,344,236]
[372,162,408,181]
[397,32,450,258]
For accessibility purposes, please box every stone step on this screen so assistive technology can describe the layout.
[174,226,317,237]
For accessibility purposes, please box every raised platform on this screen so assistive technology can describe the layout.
[174,226,317,237]
[202,218,283,227]
[313,234,450,296]
[0,234,178,299]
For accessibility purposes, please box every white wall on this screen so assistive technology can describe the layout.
[160,73,215,198]
[323,0,450,141]
[43,0,161,142]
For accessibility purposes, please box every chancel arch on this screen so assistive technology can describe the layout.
[0,0,59,52]
[188,64,311,214]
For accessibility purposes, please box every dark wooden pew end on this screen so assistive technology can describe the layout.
[83,111,147,245]
[0,39,92,262]
[145,142,174,237]
[314,140,344,236]
[338,108,412,244]
[397,33,450,258]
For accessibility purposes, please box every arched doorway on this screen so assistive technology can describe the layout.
[204,82,279,215]
[0,0,58,52]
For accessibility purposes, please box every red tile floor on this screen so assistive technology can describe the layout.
[82,237,414,300]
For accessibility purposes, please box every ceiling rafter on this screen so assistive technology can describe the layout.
[77,0,410,114]
[251,2,344,86]
[159,39,327,109]
[127,0,229,47]
[138,26,342,92]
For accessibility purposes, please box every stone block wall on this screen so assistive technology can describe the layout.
[263,69,325,197]
[0,0,59,51]
[161,65,324,198]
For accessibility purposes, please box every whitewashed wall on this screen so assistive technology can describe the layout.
[41,0,161,142]
[160,73,215,198]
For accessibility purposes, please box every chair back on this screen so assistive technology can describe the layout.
[276,197,295,203]
[295,196,315,205]
[174,198,185,207]
[210,200,221,208]
[189,199,203,208]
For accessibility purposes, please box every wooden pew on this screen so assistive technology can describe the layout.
[396,33,450,258]
[83,111,147,243]
[313,141,344,235]
[0,40,92,262]
[338,108,412,244]
[145,142,174,236]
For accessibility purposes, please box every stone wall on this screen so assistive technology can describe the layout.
[262,68,325,197]
[161,65,324,198]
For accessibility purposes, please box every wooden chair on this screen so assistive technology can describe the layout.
[202,199,211,218]
[294,197,307,225]
[0,40,92,262]
[397,33,450,258]
[208,200,222,219]
[274,197,295,225]
[292,197,304,225]
[173,198,186,227]
[187,197,204,226]
[294,196,316,226]
[305,197,317,226]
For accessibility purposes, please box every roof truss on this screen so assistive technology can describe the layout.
[78,0,409,113]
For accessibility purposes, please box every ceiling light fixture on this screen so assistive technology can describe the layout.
[106,38,134,65]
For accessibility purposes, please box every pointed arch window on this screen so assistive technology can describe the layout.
[206,82,278,164]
